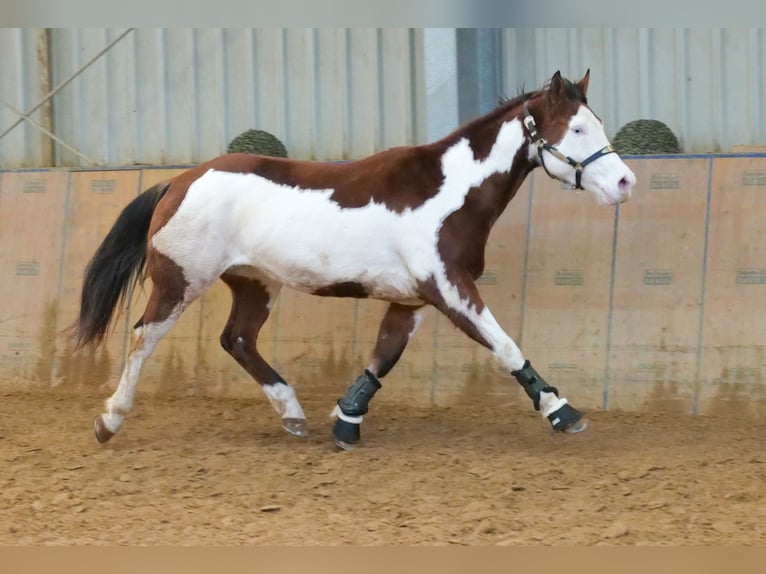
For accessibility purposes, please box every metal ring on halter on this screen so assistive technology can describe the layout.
[522,101,616,191]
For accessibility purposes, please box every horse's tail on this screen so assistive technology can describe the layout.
[72,181,170,349]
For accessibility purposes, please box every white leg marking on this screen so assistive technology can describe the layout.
[408,310,424,340]
[100,412,124,433]
[262,382,305,420]
[435,277,526,372]
[539,391,568,418]
[103,314,180,432]
[330,405,363,424]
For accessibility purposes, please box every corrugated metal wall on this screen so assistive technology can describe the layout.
[49,28,422,166]
[3,28,766,167]
[501,28,766,153]
[0,29,51,167]
[2,28,423,167]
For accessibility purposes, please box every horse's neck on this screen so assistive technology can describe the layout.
[434,109,534,223]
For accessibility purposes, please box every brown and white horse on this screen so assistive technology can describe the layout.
[73,70,635,448]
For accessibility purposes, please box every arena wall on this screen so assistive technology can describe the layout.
[1,156,765,415]
[4,28,766,168]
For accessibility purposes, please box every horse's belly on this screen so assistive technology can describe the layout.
[251,242,420,301]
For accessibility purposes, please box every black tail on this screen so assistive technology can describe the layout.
[72,182,170,349]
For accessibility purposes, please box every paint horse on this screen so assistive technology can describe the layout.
[73,70,635,449]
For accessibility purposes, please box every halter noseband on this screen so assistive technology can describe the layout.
[522,102,616,190]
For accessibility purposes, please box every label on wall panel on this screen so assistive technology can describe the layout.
[8,341,30,352]
[295,357,325,370]
[736,269,766,285]
[649,173,680,190]
[548,361,578,372]
[625,362,667,382]
[554,269,584,286]
[726,366,760,383]
[476,271,497,285]
[643,269,673,285]
[742,171,766,186]
[91,180,116,194]
[15,261,40,276]
[22,180,46,193]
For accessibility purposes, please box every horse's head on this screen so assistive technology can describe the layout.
[523,70,635,205]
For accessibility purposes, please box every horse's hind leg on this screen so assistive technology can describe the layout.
[219,272,306,437]
[332,302,424,448]
[95,255,199,443]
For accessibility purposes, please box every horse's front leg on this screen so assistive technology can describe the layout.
[420,274,587,434]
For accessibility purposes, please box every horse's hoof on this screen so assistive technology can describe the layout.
[334,439,357,451]
[548,403,587,434]
[563,417,588,434]
[332,418,360,449]
[94,415,114,444]
[282,418,308,437]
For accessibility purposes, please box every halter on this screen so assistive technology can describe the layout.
[522,102,616,190]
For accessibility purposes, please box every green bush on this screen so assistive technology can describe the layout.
[613,119,681,155]
[227,129,288,158]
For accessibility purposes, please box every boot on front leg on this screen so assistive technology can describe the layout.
[512,360,588,434]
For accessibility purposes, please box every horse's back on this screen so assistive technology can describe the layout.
[150,161,424,300]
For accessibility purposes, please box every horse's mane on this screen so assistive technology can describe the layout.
[497,84,537,110]
[497,77,587,110]
[440,76,587,144]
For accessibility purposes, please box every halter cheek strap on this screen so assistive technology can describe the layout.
[522,102,616,190]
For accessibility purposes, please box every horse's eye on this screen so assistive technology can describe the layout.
[572,126,585,135]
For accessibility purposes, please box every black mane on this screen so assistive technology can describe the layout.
[497,77,587,109]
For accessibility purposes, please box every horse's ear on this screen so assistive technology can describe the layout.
[577,69,591,96]
[549,70,564,100]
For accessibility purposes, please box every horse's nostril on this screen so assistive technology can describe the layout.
[619,176,631,190]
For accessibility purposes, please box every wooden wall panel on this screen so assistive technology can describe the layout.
[51,170,140,392]
[1,158,765,416]
[607,158,708,413]
[520,176,616,410]
[0,172,69,387]
[698,158,766,416]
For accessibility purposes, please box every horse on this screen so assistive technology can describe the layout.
[72,70,636,449]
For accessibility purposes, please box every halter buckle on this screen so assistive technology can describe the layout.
[523,115,539,142]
